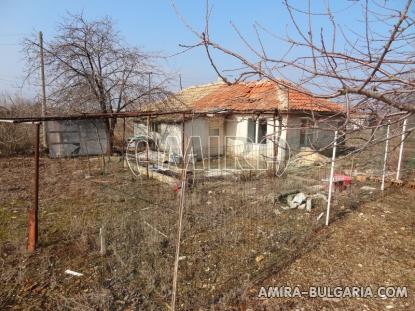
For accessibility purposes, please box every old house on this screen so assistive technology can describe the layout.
[134,80,344,164]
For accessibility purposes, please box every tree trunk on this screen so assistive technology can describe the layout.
[106,117,117,156]
[104,118,112,156]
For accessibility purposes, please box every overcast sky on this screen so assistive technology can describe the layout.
[0,0,402,99]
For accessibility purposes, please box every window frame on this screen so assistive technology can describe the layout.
[247,118,256,143]
[257,119,268,144]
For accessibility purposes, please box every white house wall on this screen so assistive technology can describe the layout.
[208,117,225,156]
[133,112,341,164]
[224,115,248,155]
[224,115,286,162]
[276,115,288,162]
[185,118,207,159]
[134,117,225,160]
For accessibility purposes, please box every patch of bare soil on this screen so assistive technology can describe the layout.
[246,189,415,310]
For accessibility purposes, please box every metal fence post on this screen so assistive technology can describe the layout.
[396,118,408,181]
[325,130,338,226]
[28,122,40,253]
[381,124,390,191]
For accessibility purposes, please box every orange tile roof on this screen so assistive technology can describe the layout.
[191,80,344,113]
[288,88,344,112]
[140,82,225,112]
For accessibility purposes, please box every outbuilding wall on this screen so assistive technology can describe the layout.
[47,119,108,158]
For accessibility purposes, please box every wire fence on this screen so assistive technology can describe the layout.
[0,116,414,310]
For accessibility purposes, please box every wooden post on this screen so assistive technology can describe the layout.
[181,113,185,164]
[171,119,188,311]
[38,32,47,148]
[28,123,40,253]
[325,130,338,226]
[106,118,112,157]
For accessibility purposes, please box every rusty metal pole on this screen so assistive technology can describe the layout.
[146,115,150,178]
[121,117,126,167]
[28,122,40,254]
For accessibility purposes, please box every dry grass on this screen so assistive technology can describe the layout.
[0,154,413,310]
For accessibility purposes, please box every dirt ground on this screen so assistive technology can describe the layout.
[246,189,415,310]
[0,155,414,310]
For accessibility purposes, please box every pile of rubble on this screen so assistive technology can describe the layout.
[290,147,330,167]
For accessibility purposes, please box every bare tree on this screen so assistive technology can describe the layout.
[24,13,169,151]
[176,0,415,124]
[0,95,38,155]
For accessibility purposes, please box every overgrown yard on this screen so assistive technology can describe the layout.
[0,156,413,310]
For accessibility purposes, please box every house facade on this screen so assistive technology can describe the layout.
[134,80,344,164]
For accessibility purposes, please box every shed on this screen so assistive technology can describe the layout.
[46,119,108,158]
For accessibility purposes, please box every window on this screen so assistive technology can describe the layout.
[258,120,267,144]
[299,119,314,147]
[247,119,256,143]
[247,118,267,144]
[150,121,159,133]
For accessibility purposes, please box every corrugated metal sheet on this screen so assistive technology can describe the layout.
[46,119,108,158]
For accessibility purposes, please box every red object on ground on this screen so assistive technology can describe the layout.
[325,174,352,192]
[334,174,352,186]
